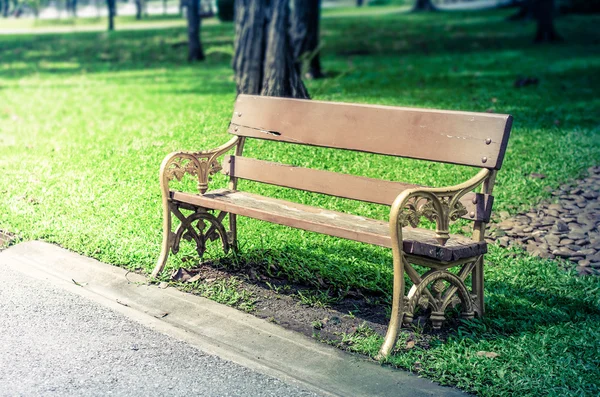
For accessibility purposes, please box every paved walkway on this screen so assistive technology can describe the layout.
[0,270,317,397]
[0,241,465,397]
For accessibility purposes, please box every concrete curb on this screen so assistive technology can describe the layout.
[0,241,466,397]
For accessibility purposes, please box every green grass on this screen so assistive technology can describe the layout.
[1,7,599,396]
[0,14,188,31]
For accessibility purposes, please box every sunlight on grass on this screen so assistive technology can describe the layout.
[0,8,599,396]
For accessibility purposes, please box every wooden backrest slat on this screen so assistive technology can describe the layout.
[223,155,493,222]
[229,95,512,170]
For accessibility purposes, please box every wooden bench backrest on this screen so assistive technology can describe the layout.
[224,95,512,222]
[228,95,512,169]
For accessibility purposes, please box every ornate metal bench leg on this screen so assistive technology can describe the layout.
[229,214,238,250]
[377,249,405,359]
[402,260,478,330]
[152,199,174,278]
[471,256,485,316]
[152,201,231,278]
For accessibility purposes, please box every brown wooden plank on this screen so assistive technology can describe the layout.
[171,189,487,262]
[222,155,493,222]
[229,95,512,170]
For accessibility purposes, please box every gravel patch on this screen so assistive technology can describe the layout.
[488,166,600,276]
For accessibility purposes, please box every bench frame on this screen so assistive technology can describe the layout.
[152,95,511,358]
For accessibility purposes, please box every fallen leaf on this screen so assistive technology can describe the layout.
[406,340,415,349]
[477,351,499,359]
[529,173,546,179]
[170,268,195,282]
[116,299,129,307]
[153,312,169,319]
[187,274,202,283]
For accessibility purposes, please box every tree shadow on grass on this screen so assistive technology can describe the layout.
[1,10,598,82]
[0,27,234,80]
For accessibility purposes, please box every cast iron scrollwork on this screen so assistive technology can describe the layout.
[160,136,239,194]
[394,169,490,245]
[403,266,476,329]
[169,206,230,258]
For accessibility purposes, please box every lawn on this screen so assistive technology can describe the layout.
[1,6,599,396]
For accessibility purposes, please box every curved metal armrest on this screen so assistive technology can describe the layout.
[159,136,240,195]
[389,168,491,246]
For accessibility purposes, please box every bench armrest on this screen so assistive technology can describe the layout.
[389,168,491,246]
[160,136,240,196]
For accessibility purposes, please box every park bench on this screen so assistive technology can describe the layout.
[152,94,512,357]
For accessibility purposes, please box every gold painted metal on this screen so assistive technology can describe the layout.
[152,137,239,278]
[377,168,491,359]
[153,135,496,360]
[395,169,489,245]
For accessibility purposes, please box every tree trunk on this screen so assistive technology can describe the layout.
[290,0,323,79]
[356,0,363,6]
[533,0,561,43]
[107,0,115,30]
[163,0,167,15]
[233,0,309,98]
[135,0,142,19]
[507,0,532,20]
[72,0,78,17]
[187,0,205,61]
[413,0,436,12]
[2,0,9,17]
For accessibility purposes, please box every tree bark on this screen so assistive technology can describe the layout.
[413,0,436,12]
[135,0,142,19]
[507,0,532,20]
[187,0,205,61]
[2,0,9,17]
[533,0,561,43]
[107,0,115,30]
[68,0,78,17]
[233,0,309,98]
[290,0,323,79]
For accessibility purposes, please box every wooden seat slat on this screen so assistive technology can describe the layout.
[229,95,512,170]
[222,155,494,222]
[171,189,487,262]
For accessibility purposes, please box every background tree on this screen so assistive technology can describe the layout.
[107,0,115,30]
[187,0,205,61]
[66,0,77,17]
[356,0,363,6]
[233,0,309,98]
[2,0,9,17]
[413,0,436,12]
[290,0,323,79]
[135,0,144,20]
[532,0,561,42]
[507,0,532,20]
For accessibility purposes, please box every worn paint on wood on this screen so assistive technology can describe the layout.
[229,95,512,170]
